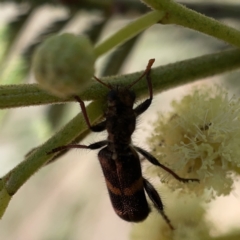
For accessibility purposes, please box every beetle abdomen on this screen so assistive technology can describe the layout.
[107,180,150,222]
[98,147,150,222]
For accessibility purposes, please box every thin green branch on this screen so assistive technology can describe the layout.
[142,1,240,48]
[3,100,104,196]
[1,48,240,109]
[94,10,165,57]
[184,2,240,19]
[0,84,64,108]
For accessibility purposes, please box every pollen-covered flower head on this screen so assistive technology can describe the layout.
[147,86,240,199]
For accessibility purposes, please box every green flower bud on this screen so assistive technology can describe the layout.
[33,33,95,98]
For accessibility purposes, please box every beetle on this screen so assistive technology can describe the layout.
[48,59,198,229]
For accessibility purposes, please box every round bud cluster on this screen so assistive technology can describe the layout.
[33,33,95,98]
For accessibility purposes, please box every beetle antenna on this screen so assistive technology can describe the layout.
[94,76,112,89]
[127,58,155,89]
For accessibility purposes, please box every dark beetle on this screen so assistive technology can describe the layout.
[49,59,198,229]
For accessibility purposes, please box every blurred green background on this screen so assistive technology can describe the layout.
[0,1,240,239]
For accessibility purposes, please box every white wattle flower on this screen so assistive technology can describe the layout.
[147,86,240,198]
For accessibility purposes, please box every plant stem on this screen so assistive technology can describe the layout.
[94,10,165,57]
[142,0,240,48]
[1,48,240,108]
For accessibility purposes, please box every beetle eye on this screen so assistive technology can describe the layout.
[108,90,117,101]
